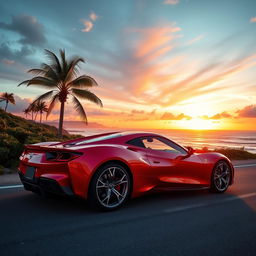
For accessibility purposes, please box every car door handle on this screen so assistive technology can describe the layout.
[153,160,160,164]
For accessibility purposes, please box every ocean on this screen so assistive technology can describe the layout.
[67,128,256,154]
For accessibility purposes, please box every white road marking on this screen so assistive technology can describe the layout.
[164,192,256,213]
[0,185,23,190]
[234,164,256,168]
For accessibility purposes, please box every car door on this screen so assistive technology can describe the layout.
[141,136,203,188]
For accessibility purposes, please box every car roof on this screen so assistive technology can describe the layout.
[64,131,162,147]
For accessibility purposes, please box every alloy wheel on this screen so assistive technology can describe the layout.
[213,161,231,192]
[96,166,129,208]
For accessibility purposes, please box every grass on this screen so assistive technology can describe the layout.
[196,147,256,160]
[0,109,81,171]
[213,148,256,160]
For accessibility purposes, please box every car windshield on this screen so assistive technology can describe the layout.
[75,133,122,145]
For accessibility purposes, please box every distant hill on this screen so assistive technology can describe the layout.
[45,120,107,129]
[0,109,80,169]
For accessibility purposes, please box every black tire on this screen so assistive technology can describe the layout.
[88,163,131,211]
[210,160,231,193]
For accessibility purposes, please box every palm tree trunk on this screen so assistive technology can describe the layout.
[58,101,65,138]
[4,101,8,111]
[40,112,42,123]
[35,112,38,121]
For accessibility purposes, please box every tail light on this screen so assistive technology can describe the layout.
[46,151,82,162]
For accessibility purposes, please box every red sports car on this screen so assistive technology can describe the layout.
[19,132,234,210]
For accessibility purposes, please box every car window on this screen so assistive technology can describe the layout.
[127,138,146,148]
[142,137,180,152]
[127,136,187,155]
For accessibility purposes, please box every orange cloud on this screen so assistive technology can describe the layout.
[90,11,98,21]
[2,59,15,65]
[164,0,179,5]
[153,54,256,107]
[134,27,180,58]
[120,25,181,95]
[81,20,93,32]
[237,105,256,118]
[161,112,191,120]
[210,112,232,119]
[250,17,256,23]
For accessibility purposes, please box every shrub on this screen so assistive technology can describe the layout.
[0,109,81,168]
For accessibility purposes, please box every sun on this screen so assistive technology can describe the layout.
[178,118,221,130]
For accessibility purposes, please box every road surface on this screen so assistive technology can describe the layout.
[0,162,256,256]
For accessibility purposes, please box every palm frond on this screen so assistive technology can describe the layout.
[68,75,98,88]
[44,49,62,74]
[27,68,47,76]
[72,88,103,107]
[35,101,48,113]
[0,92,15,104]
[40,63,59,81]
[23,77,56,88]
[72,95,88,123]
[9,97,15,104]
[47,93,59,118]
[18,80,30,86]
[60,49,67,73]
[64,57,85,84]
[32,90,55,105]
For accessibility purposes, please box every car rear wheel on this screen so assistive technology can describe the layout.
[89,163,131,211]
[210,160,231,193]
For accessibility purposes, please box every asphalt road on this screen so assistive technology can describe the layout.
[0,163,256,256]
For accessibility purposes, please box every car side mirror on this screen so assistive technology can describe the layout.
[187,146,194,156]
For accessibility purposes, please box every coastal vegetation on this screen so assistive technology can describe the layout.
[0,109,80,171]
[19,49,103,138]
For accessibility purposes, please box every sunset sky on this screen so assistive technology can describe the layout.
[0,0,256,130]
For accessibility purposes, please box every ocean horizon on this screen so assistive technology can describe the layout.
[66,127,256,154]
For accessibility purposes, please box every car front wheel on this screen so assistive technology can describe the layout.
[210,160,231,193]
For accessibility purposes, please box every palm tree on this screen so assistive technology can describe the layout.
[0,92,15,111]
[35,101,48,123]
[26,102,37,120]
[23,107,31,119]
[18,49,103,137]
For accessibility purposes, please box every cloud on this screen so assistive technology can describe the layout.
[237,105,256,118]
[81,11,98,32]
[81,20,93,32]
[131,109,145,114]
[250,17,256,23]
[210,111,232,119]
[110,25,182,96]
[185,35,204,46]
[153,54,256,107]
[133,26,180,58]
[90,11,98,21]
[2,59,15,65]
[161,112,191,120]
[163,0,179,5]
[0,43,35,81]
[0,15,46,46]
